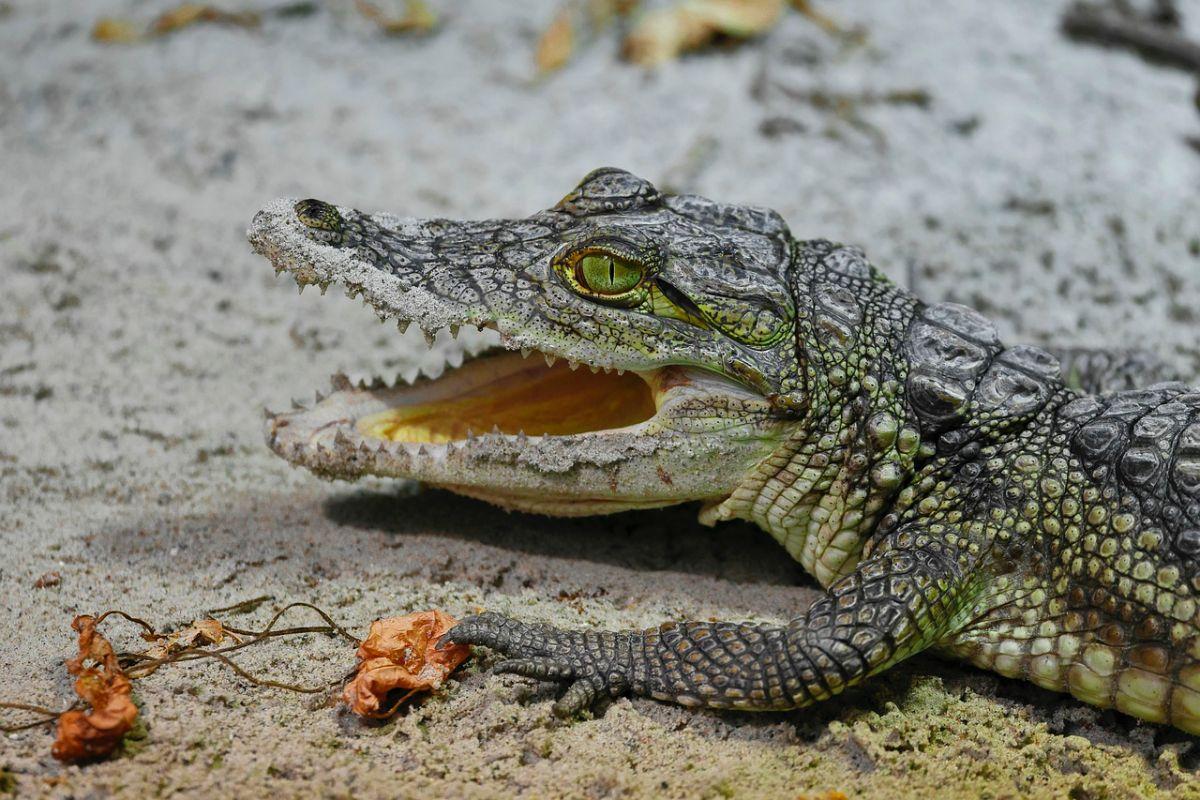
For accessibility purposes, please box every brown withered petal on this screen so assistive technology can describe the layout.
[66,615,117,676]
[343,610,469,718]
[52,669,138,763]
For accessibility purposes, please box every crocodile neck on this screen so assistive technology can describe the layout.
[703,240,925,587]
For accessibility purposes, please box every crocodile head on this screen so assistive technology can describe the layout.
[249,168,803,517]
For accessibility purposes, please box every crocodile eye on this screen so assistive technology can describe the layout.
[295,199,343,233]
[575,253,642,296]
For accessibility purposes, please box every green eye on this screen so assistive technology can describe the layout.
[576,253,642,295]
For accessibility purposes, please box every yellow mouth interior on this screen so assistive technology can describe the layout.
[357,358,657,444]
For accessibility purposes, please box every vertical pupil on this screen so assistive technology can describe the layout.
[579,253,639,295]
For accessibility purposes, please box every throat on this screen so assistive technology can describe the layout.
[703,409,916,588]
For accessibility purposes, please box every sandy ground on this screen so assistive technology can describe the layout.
[3,0,1200,797]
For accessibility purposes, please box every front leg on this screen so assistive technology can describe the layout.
[448,530,975,715]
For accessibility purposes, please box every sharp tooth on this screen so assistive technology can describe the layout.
[491,424,502,435]
[449,324,460,339]
[520,348,532,359]
[568,359,580,371]
[448,350,464,368]
[330,373,351,391]
[402,367,420,384]
[318,282,330,295]
[397,319,410,335]
[297,283,306,294]
[616,369,625,376]
[274,267,283,276]
[543,354,557,368]
[291,397,305,410]
[465,427,475,441]
[589,365,599,374]
[356,378,368,389]
[423,329,435,347]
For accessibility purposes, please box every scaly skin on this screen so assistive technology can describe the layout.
[249,168,1200,734]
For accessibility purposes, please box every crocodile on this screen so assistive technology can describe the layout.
[248,168,1200,734]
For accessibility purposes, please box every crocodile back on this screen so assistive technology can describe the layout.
[1058,385,1200,568]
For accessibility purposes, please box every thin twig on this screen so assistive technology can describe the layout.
[0,700,70,732]
[207,594,274,615]
[1062,2,1200,72]
[155,646,339,693]
[94,609,157,636]
[228,601,360,644]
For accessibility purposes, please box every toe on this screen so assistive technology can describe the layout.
[493,657,576,682]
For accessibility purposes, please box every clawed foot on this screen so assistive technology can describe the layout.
[447,612,637,717]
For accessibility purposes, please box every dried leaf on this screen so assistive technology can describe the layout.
[142,618,239,660]
[53,615,138,763]
[355,0,437,35]
[150,4,260,35]
[93,4,259,44]
[536,10,575,74]
[343,610,469,718]
[91,18,144,43]
[34,571,61,589]
[623,0,783,66]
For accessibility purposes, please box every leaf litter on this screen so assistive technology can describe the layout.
[0,603,473,764]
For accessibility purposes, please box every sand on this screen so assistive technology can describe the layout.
[2,0,1200,797]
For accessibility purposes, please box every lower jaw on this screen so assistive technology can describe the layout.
[265,348,780,515]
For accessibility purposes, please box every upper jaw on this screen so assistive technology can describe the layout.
[247,198,797,399]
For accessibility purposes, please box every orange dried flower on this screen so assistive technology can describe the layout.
[343,610,469,718]
[52,615,139,762]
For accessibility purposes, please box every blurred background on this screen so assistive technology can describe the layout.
[3,1,1200,796]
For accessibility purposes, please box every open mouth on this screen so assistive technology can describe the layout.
[262,337,780,516]
[355,351,657,444]
[268,343,707,465]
